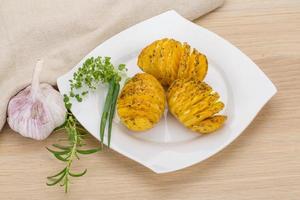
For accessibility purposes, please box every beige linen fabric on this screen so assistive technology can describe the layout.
[0,0,224,130]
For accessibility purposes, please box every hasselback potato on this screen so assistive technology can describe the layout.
[137,38,208,87]
[167,78,227,134]
[117,73,165,131]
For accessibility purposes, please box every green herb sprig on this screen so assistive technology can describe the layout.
[63,56,127,147]
[47,112,100,193]
[47,56,126,192]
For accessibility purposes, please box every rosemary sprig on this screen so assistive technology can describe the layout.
[47,112,100,192]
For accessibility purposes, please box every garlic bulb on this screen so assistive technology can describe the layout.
[7,60,67,140]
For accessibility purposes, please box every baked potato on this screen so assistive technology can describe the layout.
[167,78,227,134]
[117,73,165,131]
[137,38,208,87]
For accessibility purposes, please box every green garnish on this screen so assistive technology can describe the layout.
[48,56,127,192]
[64,56,125,107]
[63,56,126,146]
[100,78,116,147]
[108,81,120,146]
[47,112,100,193]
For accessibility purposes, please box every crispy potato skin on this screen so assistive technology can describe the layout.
[167,78,226,134]
[137,38,208,87]
[117,73,165,131]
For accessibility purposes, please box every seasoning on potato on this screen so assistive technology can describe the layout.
[117,73,166,131]
[137,38,208,87]
[167,78,227,134]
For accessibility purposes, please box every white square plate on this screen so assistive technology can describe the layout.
[57,10,277,173]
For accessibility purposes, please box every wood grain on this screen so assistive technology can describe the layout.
[1,0,300,199]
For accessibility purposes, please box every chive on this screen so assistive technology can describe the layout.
[99,78,115,146]
[107,82,120,147]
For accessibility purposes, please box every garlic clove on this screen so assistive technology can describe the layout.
[7,60,67,140]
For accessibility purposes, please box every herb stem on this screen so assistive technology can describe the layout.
[47,113,98,192]
[64,120,78,193]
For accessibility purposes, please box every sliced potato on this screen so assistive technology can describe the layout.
[193,52,208,81]
[177,43,191,79]
[121,116,154,131]
[117,73,165,131]
[191,115,227,133]
[167,78,226,134]
[138,38,208,87]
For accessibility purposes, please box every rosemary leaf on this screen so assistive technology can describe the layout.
[69,169,87,177]
[52,144,71,150]
[76,148,101,155]
[47,167,67,179]
[46,172,66,186]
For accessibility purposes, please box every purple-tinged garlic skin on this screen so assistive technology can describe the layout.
[7,60,67,140]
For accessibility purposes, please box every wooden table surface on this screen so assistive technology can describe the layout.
[1,0,300,199]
